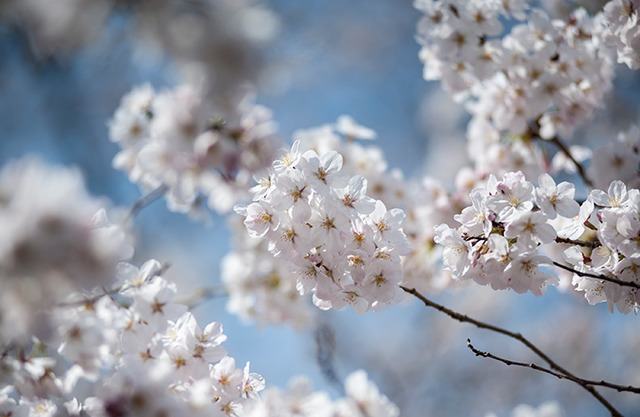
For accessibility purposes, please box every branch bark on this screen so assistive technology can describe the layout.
[554,236,601,249]
[399,286,626,417]
[466,339,640,394]
[552,261,640,289]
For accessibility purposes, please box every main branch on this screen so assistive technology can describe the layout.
[467,339,640,394]
[528,121,593,188]
[399,286,626,417]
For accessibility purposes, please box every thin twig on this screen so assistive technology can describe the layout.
[124,184,169,222]
[552,261,640,289]
[463,232,635,290]
[58,262,172,308]
[528,121,593,188]
[467,339,640,394]
[400,286,624,417]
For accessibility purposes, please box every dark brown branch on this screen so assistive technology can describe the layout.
[552,261,640,289]
[528,121,593,188]
[400,286,624,417]
[555,237,601,249]
[467,339,640,394]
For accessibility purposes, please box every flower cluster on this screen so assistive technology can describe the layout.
[295,118,459,293]
[237,141,411,313]
[223,117,469,327]
[0,158,132,343]
[565,180,640,313]
[246,370,399,417]
[603,0,640,69]
[435,171,567,296]
[109,84,281,216]
[415,0,615,179]
[221,117,391,328]
[222,215,313,329]
[0,157,403,417]
[0,259,265,417]
[294,118,405,209]
[436,170,640,313]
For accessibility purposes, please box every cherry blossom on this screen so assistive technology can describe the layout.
[236,140,410,313]
[110,84,282,217]
[5,1,640,415]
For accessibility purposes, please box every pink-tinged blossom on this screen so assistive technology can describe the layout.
[616,213,640,257]
[268,217,313,261]
[482,234,511,284]
[434,224,472,278]
[534,173,579,219]
[163,313,227,366]
[589,180,631,209]
[272,168,312,222]
[110,84,282,217]
[557,200,594,240]
[116,259,163,291]
[368,201,411,256]
[333,175,377,216]
[222,223,314,330]
[504,211,557,245]
[486,171,535,222]
[109,83,155,144]
[502,248,556,296]
[344,218,376,255]
[308,206,350,254]
[322,285,369,314]
[210,357,244,399]
[603,0,640,69]
[590,242,618,271]
[298,150,348,193]
[239,201,280,239]
[416,0,615,180]
[454,189,492,236]
[241,362,265,399]
[361,260,402,304]
[565,246,610,307]
[131,277,187,331]
[273,140,301,172]
[238,142,410,313]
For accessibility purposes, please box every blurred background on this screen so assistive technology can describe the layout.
[0,0,639,415]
